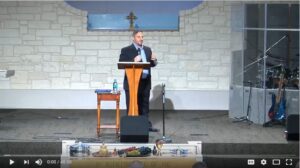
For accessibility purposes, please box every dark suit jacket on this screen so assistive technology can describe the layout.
[119,44,157,90]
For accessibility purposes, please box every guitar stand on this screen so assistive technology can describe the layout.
[263,79,287,127]
[233,81,253,125]
[263,119,286,127]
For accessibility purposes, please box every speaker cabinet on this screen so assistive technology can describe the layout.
[120,116,149,143]
[286,114,299,141]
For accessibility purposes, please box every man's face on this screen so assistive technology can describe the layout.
[133,32,143,46]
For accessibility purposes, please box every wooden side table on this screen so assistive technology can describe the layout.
[96,92,121,137]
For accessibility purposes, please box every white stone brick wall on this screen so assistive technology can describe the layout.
[0,1,232,90]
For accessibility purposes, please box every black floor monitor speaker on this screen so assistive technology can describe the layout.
[286,114,299,141]
[120,116,149,143]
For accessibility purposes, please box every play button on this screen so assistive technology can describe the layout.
[9,159,14,165]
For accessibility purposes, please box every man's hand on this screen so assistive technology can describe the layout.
[151,53,157,61]
[151,53,158,66]
[134,55,142,62]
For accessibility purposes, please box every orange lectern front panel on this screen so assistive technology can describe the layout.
[118,62,150,116]
[125,67,142,116]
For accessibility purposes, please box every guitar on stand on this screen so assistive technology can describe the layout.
[263,68,287,127]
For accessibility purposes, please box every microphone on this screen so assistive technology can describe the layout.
[136,48,142,62]
[137,48,141,55]
[285,34,289,38]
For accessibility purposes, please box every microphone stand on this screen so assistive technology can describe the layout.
[158,83,172,143]
[235,35,288,78]
[233,35,287,124]
[233,81,253,124]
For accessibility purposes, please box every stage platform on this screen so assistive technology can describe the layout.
[0,109,292,143]
[0,109,298,168]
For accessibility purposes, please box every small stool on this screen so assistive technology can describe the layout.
[95,91,121,137]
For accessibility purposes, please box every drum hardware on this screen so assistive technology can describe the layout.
[288,68,299,89]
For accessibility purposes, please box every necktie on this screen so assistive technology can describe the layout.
[139,48,149,79]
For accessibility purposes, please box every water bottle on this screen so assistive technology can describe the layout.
[113,79,118,93]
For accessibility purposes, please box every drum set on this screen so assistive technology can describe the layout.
[266,65,299,89]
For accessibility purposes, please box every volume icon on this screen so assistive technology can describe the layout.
[35,159,43,166]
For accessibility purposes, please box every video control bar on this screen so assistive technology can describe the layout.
[0,155,61,168]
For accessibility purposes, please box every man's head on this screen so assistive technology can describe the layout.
[132,30,143,46]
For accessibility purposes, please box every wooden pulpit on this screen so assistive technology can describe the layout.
[118,62,150,116]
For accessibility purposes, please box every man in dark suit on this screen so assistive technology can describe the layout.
[119,30,158,132]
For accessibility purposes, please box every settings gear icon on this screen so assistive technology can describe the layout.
[261,159,267,166]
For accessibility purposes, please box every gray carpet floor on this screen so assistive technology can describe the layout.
[0,109,289,144]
